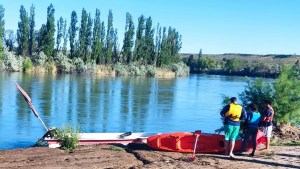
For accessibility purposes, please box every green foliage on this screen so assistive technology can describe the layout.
[223,58,240,73]
[28,5,35,56]
[235,66,300,125]
[3,50,24,71]
[69,11,78,59]
[157,27,182,67]
[273,66,300,124]
[171,62,190,77]
[109,145,124,152]
[43,4,55,59]
[122,12,135,64]
[32,51,47,65]
[91,9,103,64]
[62,19,68,55]
[55,53,72,73]
[239,78,273,113]
[105,10,114,64]
[0,5,5,60]
[114,62,156,76]
[17,5,29,56]
[79,8,93,62]
[56,17,64,51]
[22,57,33,71]
[133,15,145,62]
[37,24,47,53]
[144,17,155,65]
[54,125,79,152]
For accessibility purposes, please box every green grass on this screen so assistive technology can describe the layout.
[270,141,300,146]
[109,145,125,152]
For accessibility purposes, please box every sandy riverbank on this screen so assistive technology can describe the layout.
[0,143,299,169]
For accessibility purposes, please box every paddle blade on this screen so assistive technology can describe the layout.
[16,83,39,118]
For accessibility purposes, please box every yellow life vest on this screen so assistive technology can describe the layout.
[225,103,242,122]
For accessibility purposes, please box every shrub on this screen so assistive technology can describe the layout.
[171,62,190,77]
[32,52,47,66]
[54,125,79,152]
[23,57,33,71]
[224,66,300,126]
[73,57,85,73]
[3,50,23,71]
[55,53,72,73]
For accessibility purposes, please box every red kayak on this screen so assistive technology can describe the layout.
[147,130,265,153]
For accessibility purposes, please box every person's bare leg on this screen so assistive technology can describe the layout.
[225,140,229,155]
[229,140,235,157]
[266,137,270,150]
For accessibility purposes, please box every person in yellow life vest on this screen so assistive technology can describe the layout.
[220,97,247,159]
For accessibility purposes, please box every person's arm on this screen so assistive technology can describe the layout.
[263,109,272,121]
[240,107,247,120]
[220,105,229,117]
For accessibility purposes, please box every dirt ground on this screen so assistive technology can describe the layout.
[1,124,299,169]
[0,143,299,169]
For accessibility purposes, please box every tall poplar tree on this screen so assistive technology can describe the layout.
[28,4,35,57]
[17,5,29,56]
[112,28,119,63]
[79,8,87,60]
[105,10,114,64]
[69,11,78,59]
[122,12,134,64]
[56,17,64,51]
[144,17,155,64]
[37,24,46,53]
[91,9,102,63]
[133,15,145,62]
[0,5,4,60]
[44,4,55,58]
[84,13,93,62]
[62,19,68,55]
[154,23,162,66]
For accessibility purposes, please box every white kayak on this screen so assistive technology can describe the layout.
[44,132,159,148]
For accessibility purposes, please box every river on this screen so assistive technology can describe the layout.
[0,72,249,150]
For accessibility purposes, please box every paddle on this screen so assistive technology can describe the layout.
[189,130,201,162]
[119,131,132,138]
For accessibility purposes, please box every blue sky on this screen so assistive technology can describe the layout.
[1,0,300,54]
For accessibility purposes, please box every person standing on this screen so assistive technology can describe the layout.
[238,103,261,156]
[220,97,247,159]
[262,100,274,150]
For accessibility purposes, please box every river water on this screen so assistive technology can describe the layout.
[0,72,249,150]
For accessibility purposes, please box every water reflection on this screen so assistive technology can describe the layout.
[0,72,255,150]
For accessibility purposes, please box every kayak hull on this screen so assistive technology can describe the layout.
[147,130,265,153]
[45,132,159,148]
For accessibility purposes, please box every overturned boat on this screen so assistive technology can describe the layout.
[44,131,159,148]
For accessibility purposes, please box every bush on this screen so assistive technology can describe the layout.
[54,125,79,152]
[73,57,85,73]
[171,62,190,77]
[32,52,47,66]
[3,50,23,71]
[227,66,300,125]
[23,57,33,71]
[114,62,157,76]
[55,53,72,73]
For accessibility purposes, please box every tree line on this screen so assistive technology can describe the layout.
[0,4,182,68]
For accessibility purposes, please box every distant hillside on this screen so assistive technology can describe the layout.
[180,53,300,65]
[180,53,300,78]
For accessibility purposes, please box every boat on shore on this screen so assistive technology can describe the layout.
[44,131,159,148]
[147,130,266,153]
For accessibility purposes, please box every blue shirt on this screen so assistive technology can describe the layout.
[220,104,247,126]
[245,111,261,128]
[262,107,273,127]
